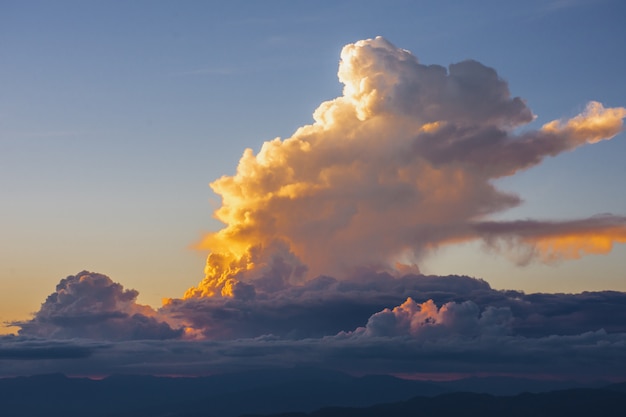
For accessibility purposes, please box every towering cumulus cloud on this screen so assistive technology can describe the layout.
[186,36,626,299]
[6,38,626,380]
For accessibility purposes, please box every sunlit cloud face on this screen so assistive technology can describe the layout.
[186,36,626,299]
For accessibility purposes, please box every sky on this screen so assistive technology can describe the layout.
[1,0,626,380]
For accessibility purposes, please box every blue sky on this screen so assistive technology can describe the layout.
[1,0,625,333]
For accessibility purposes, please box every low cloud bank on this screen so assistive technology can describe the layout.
[5,270,625,380]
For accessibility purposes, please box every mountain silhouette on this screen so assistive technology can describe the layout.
[0,369,622,417]
[253,389,626,417]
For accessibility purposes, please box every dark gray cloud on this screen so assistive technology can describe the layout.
[2,328,625,380]
[164,272,626,341]
[164,273,496,339]
[15,269,617,344]
[0,337,101,360]
[131,266,626,344]
[16,271,182,341]
[3,270,626,380]
[8,269,626,381]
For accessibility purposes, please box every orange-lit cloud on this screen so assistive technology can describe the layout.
[475,215,626,264]
[185,37,625,299]
[541,101,626,145]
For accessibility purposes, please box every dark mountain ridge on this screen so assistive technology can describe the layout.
[255,388,626,417]
[0,369,622,417]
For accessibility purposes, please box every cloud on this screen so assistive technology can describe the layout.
[323,328,626,378]
[541,101,626,144]
[16,271,183,341]
[475,215,626,264]
[0,336,102,360]
[5,37,626,381]
[167,273,498,340]
[164,272,626,341]
[3,327,626,380]
[12,268,608,343]
[185,36,625,298]
[356,298,512,339]
[336,37,533,126]
[6,271,626,379]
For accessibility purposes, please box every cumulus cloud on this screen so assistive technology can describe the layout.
[6,37,626,381]
[186,36,625,298]
[356,298,512,339]
[162,272,626,341]
[6,271,626,379]
[18,270,623,343]
[16,271,182,341]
